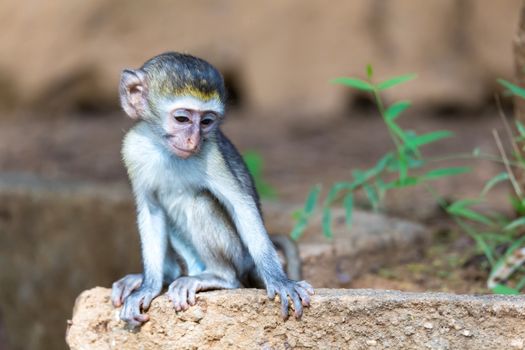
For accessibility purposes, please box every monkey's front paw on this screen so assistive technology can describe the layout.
[119,287,160,327]
[266,279,314,320]
[166,277,201,312]
[111,273,143,307]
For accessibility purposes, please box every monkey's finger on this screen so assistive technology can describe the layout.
[188,286,197,306]
[168,293,181,312]
[169,286,183,312]
[290,290,304,319]
[181,288,191,311]
[294,285,311,307]
[279,289,290,320]
[298,281,314,295]
[134,312,150,324]
[267,286,277,300]
[176,285,190,311]
[120,304,147,327]
[141,294,154,310]
[111,285,124,307]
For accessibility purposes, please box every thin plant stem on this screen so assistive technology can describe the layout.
[493,129,522,197]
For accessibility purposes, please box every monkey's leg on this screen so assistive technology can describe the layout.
[111,273,143,307]
[166,192,245,311]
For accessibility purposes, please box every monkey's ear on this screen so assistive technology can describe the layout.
[119,69,148,120]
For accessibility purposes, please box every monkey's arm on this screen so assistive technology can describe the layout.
[208,171,313,319]
[118,193,168,326]
[270,234,302,281]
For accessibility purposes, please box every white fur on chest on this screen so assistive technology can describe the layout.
[123,123,208,193]
[123,123,217,275]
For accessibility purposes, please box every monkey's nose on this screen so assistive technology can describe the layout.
[187,132,201,150]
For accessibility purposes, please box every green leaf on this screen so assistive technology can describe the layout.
[447,198,483,212]
[481,172,509,196]
[397,150,408,180]
[491,284,520,295]
[243,151,277,200]
[447,199,493,225]
[366,64,374,79]
[384,176,421,189]
[343,193,354,228]
[472,147,481,157]
[372,153,394,175]
[363,184,379,211]
[411,130,453,147]
[322,206,333,238]
[377,73,417,90]
[472,234,495,266]
[331,77,374,92]
[449,207,493,226]
[510,196,525,215]
[479,232,513,244]
[423,167,470,180]
[304,185,322,214]
[385,101,411,121]
[290,185,321,240]
[388,122,408,144]
[504,216,525,231]
[457,220,495,265]
[257,182,278,199]
[243,151,262,177]
[498,79,525,100]
[291,209,302,221]
[290,219,307,241]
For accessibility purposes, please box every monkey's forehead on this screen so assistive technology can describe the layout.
[160,94,225,115]
[172,85,221,101]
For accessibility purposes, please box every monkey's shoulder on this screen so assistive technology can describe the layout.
[215,132,259,204]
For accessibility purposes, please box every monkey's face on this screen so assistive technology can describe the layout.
[161,103,220,159]
[119,53,227,158]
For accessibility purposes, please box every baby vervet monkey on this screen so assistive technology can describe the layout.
[111,52,313,326]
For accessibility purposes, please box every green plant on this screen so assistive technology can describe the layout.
[243,150,278,199]
[291,66,469,240]
[442,79,525,294]
[290,68,525,294]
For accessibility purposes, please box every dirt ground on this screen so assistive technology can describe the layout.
[0,106,514,294]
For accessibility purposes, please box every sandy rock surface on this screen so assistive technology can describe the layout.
[67,287,525,350]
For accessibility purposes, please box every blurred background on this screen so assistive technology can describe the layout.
[0,1,523,349]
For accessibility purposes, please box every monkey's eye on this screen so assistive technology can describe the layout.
[175,116,190,123]
[201,118,214,126]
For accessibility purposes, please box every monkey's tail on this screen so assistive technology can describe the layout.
[270,234,302,281]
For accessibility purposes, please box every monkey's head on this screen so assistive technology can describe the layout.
[120,52,226,159]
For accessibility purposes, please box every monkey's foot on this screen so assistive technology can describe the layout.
[111,273,143,307]
[166,276,201,312]
[118,286,160,327]
[266,280,314,320]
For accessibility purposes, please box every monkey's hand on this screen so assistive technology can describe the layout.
[111,273,143,307]
[166,274,239,312]
[118,286,160,327]
[166,276,201,312]
[266,279,314,320]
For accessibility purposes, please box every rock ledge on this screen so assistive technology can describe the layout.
[67,287,525,350]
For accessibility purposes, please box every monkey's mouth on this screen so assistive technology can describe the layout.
[166,140,199,159]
